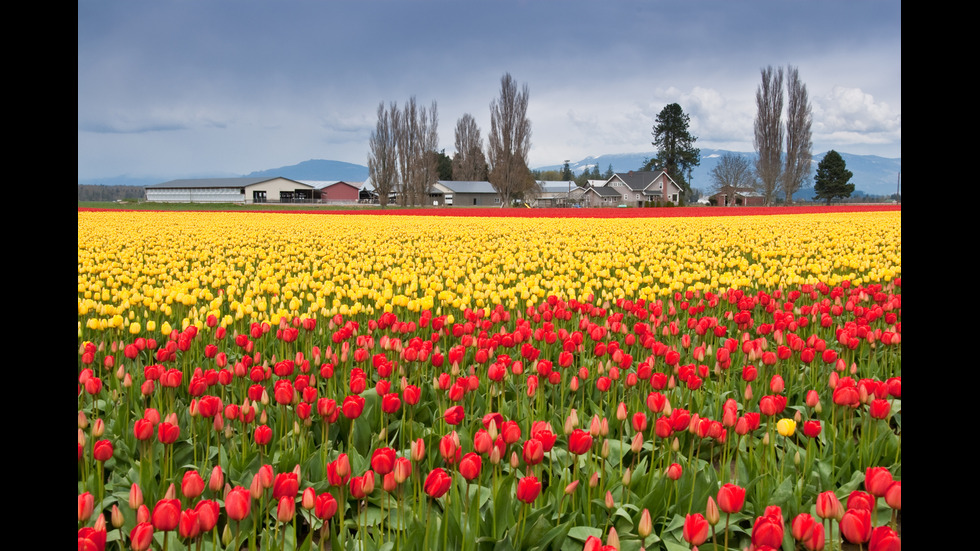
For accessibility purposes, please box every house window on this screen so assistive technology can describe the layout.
[253,190,267,203]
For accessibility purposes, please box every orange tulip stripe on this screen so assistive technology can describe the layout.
[78,208,900,550]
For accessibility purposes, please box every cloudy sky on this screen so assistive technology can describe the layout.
[78,0,901,181]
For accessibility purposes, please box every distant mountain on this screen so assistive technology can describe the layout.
[80,151,899,199]
[244,159,369,182]
[77,159,369,189]
[534,149,902,199]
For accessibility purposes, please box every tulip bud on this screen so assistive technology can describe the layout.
[137,504,150,524]
[510,451,520,469]
[92,418,105,438]
[78,411,89,430]
[631,432,644,454]
[589,471,599,488]
[794,450,801,466]
[489,446,501,465]
[638,508,653,538]
[209,466,224,493]
[411,438,425,462]
[302,487,316,510]
[762,432,770,446]
[622,467,632,487]
[616,402,627,421]
[222,523,234,546]
[164,483,177,500]
[600,417,609,437]
[111,504,125,528]
[744,383,753,401]
[606,526,620,550]
[605,491,615,508]
[671,437,680,452]
[705,496,720,526]
[129,483,143,509]
[565,480,580,495]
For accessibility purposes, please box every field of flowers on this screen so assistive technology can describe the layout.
[78,207,901,551]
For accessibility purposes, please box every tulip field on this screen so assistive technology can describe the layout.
[78,206,901,551]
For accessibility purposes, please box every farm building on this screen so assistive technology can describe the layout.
[708,185,765,207]
[144,177,315,204]
[300,180,363,203]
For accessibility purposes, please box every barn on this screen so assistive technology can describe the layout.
[144,177,315,204]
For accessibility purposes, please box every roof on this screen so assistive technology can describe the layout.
[147,177,310,189]
[299,180,364,190]
[586,185,621,197]
[435,181,497,194]
[536,180,577,192]
[609,171,673,191]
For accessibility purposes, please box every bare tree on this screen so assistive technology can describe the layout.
[709,153,757,205]
[395,97,439,206]
[452,113,487,181]
[754,65,783,206]
[487,73,533,206]
[368,102,399,207]
[783,66,813,204]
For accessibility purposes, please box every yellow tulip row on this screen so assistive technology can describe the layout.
[78,211,900,334]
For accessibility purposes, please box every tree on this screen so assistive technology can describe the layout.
[367,102,399,208]
[754,65,784,206]
[395,97,439,206]
[604,164,614,179]
[487,73,534,206]
[644,103,700,202]
[813,150,854,204]
[452,113,488,181]
[709,153,757,205]
[434,149,453,181]
[783,66,813,204]
[561,161,573,181]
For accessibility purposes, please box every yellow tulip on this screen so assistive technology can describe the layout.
[776,418,796,437]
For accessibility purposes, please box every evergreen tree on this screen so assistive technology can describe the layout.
[813,150,854,204]
[644,103,700,201]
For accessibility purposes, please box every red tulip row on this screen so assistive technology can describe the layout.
[79,279,900,550]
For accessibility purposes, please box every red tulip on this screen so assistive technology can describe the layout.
[516,475,541,504]
[869,525,901,551]
[133,418,154,441]
[276,496,296,522]
[840,508,873,544]
[864,466,893,498]
[151,498,181,532]
[683,513,710,546]
[178,508,200,539]
[459,452,483,481]
[403,385,421,405]
[717,483,746,514]
[225,486,251,521]
[129,522,154,551]
[522,438,544,466]
[847,490,875,511]
[803,420,822,438]
[869,399,891,420]
[665,463,682,481]
[884,480,901,510]
[567,429,593,455]
[254,424,272,446]
[272,472,299,500]
[381,393,401,414]
[328,455,351,487]
[342,395,365,419]
[195,500,220,532]
[791,513,817,542]
[93,439,113,462]
[751,512,784,549]
[157,422,180,445]
[424,468,452,499]
[78,492,95,523]
[181,470,205,499]
[443,405,465,426]
[77,526,107,551]
[816,491,844,521]
[315,492,338,520]
[371,447,397,475]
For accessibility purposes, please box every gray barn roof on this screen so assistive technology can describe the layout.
[147,177,309,189]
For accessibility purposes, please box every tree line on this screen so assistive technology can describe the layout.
[368,73,536,207]
[78,185,145,202]
[367,67,856,208]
